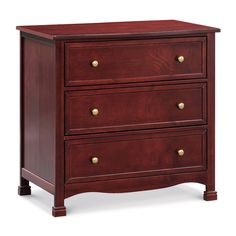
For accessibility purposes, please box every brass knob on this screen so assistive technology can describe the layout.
[177,56,185,63]
[177,149,185,157]
[91,60,99,68]
[91,108,99,116]
[91,157,99,164]
[177,102,185,110]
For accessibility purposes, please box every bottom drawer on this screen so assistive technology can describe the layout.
[65,127,206,183]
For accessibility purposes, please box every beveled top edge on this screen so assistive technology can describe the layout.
[16,20,220,40]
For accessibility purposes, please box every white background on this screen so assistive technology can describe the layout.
[0,0,234,235]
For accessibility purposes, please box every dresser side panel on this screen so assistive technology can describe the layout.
[22,36,56,184]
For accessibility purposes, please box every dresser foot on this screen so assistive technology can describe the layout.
[18,185,31,195]
[203,191,217,201]
[52,206,66,217]
[18,177,31,195]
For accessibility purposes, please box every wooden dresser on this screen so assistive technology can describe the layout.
[17,20,220,216]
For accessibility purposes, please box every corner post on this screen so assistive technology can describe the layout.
[204,33,217,201]
[52,40,66,216]
[18,32,31,196]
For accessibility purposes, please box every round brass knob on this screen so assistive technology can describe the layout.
[91,156,99,164]
[177,149,185,157]
[91,108,99,116]
[91,60,99,68]
[177,102,185,110]
[177,56,185,63]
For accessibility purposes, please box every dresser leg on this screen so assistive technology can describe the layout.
[203,188,217,201]
[18,177,31,195]
[52,206,66,217]
[52,195,66,217]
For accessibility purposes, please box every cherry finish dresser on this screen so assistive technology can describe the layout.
[17,20,220,216]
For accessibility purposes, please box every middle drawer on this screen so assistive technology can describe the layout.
[65,83,206,135]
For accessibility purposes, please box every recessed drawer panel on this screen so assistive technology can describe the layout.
[65,37,206,86]
[65,83,206,135]
[65,127,206,183]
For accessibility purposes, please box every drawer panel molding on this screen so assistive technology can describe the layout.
[65,37,206,86]
[65,127,207,183]
[65,83,207,135]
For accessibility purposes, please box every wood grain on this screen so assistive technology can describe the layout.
[22,36,56,184]
[65,37,206,86]
[204,33,217,200]
[17,20,219,216]
[53,40,66,216]
[16,20,220,40]
[65,171,207,198]
[65,127,207,183]
[65,83,207,135]
[19,32,31,196]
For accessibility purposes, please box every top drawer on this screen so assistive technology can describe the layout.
[65,37,206,86]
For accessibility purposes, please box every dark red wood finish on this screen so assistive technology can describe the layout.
[18,34,31,196]
[16,20,220,40]
[65,171,207,198]
[18,33,66,216]
[65,127,206,183]
[65,83,206,135]
[22,168,54,194]
[17,20,220,216]
[65,37,206,86]
[22,37,56,184]
[204,33,217,201]
[53,40,66,216]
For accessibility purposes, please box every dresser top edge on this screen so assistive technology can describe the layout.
[16,20,220,40]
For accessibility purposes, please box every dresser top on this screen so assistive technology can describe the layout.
[17,20,220,40]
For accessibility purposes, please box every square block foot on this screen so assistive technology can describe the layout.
[18,185,31,195]
[52,206,66,217]
[203,191,217,201]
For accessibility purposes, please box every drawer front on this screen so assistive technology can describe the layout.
[65,128,206,183]
[65,83,206,135]
[65,37,206,86]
